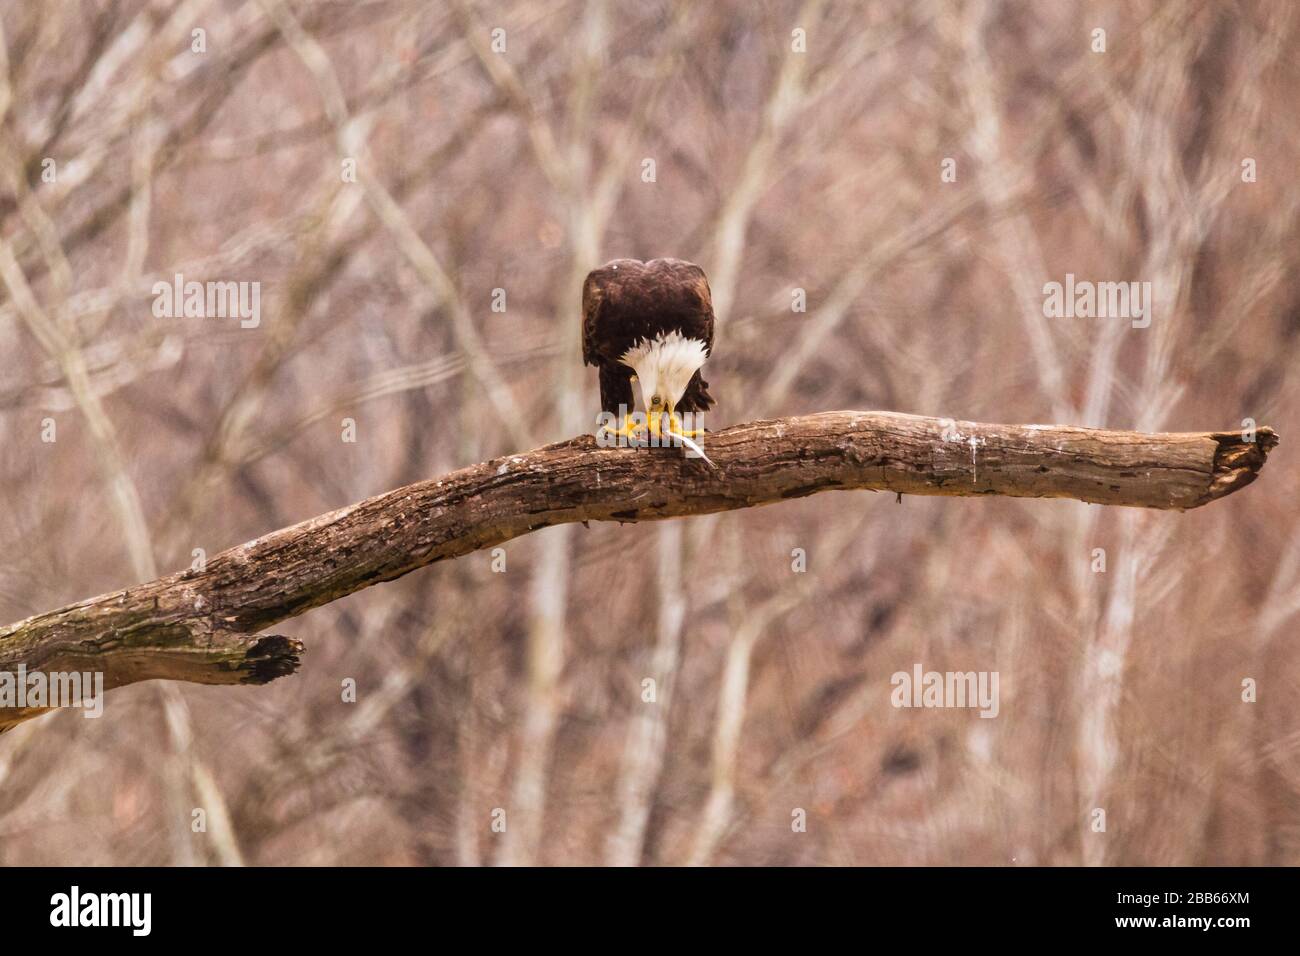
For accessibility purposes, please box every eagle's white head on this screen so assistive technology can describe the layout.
[619,330,709,420]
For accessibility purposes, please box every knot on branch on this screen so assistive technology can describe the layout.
[1209,427,1278,499]
[237,634,303,684]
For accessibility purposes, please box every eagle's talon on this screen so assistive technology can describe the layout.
[664,412,705,440]
[601,414,648,445]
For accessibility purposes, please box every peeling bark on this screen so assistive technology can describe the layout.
[0,411,1277,732]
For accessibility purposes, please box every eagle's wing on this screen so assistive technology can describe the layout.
[581,271,603,367]
[672,260,715,353]
[693,268,715,354]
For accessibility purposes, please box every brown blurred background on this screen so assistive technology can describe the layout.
[0,0,1296,865]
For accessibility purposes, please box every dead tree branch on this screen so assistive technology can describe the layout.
[0,411,1277,731]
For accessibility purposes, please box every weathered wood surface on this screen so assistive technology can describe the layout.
[0,410,1277,731]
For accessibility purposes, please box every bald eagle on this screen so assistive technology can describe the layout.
[582,258,715,443]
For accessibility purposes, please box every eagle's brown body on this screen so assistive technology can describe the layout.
[582,258,716,417]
